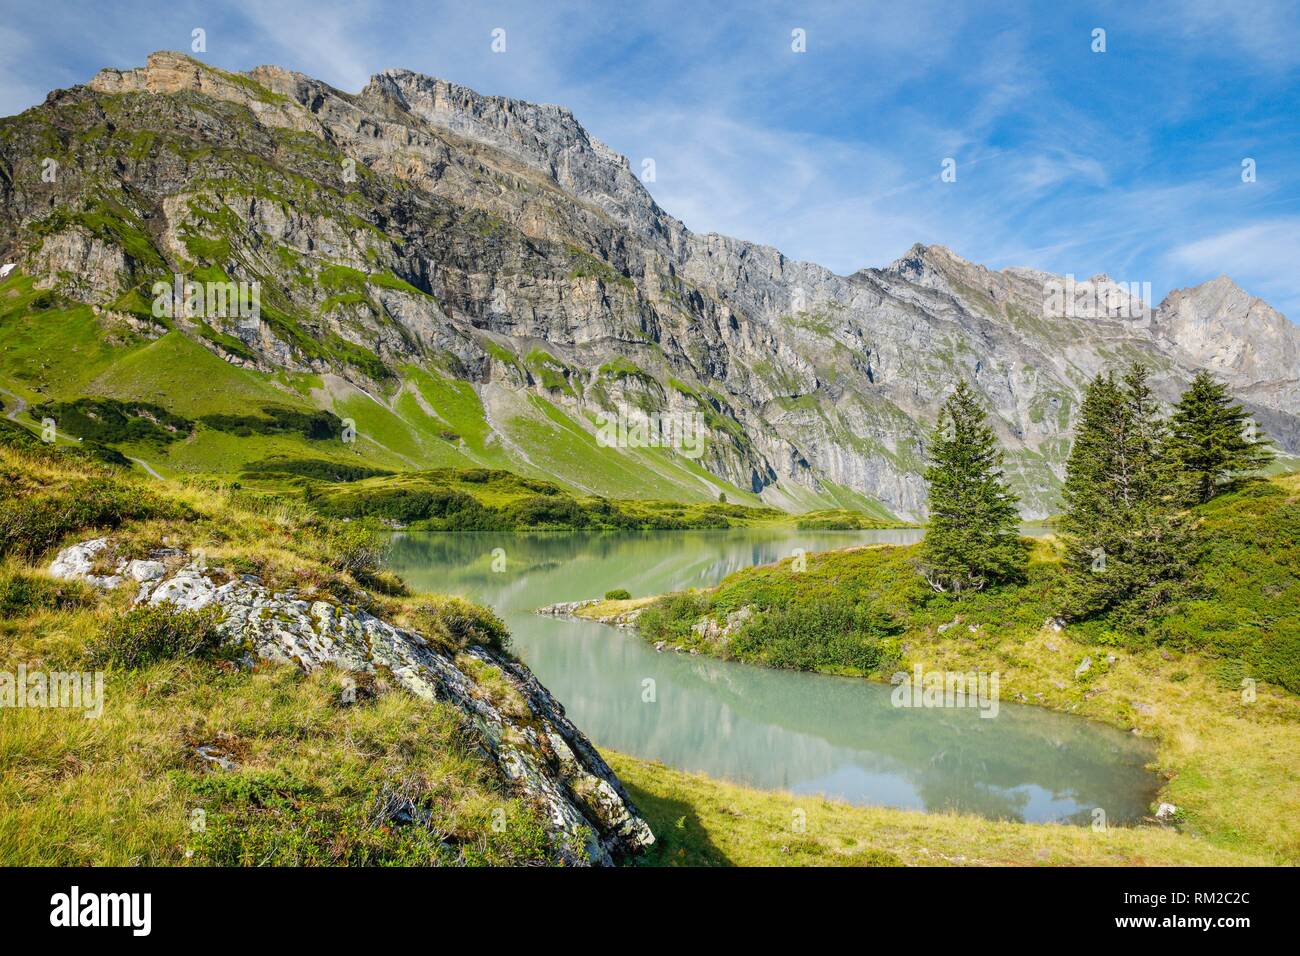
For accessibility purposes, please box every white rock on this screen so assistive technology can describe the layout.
[147,567,218,610]
[49,537,110,580]
[125,559,166,582]
[49,538,123,589]
[1156,802,1178,820]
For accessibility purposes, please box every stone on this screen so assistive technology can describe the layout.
[48,537,123,589]
[1156,802,1178,820]
[125,559,166,582]
[1075,656,1092,677]
[49,538,654,865]
[148,566,218,610]
[194,745,236,771]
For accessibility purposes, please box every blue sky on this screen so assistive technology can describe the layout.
[3,0,1299,316]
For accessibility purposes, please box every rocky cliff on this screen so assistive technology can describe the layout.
[1,51,1297,517]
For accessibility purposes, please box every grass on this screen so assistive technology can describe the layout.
[605,752,1272,866]
[278,466,822,531]
[601,472,1300,864]
[0,437,563,866]
[0,267,900,518]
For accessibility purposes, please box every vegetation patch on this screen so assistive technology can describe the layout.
[200,405,343,440]
[86,603,228,670]
[29,397,193,446]
[242,457,393,483]
[302,468,791,531]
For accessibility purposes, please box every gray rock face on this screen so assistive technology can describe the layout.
[4,51,1298,519]
[51,539,654,865]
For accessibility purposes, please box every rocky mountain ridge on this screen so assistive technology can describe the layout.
[1,51,1296,518]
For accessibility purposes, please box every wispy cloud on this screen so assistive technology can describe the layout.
[0,0,1296,316]
[1168,218,1300,317]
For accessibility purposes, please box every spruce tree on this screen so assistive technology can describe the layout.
[920,381,1025,595]
[1059,363,1196,624]
[1166,369,1272,503]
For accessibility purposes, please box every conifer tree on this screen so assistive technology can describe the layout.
[1166,369,1272,503]
[1059,363,1195,624]
[920,381,1025,595]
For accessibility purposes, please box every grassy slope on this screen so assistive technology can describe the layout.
[590,474,1300,864]
[0,269,896,516]
[2,430,1293,866]
[0,441,560,865]
[604,752,1269,867]
[283,467,870,531]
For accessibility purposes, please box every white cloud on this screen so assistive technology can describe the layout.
[1167,218,1300,317]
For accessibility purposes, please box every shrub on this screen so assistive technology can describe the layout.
[322,518,389,576]
[0,477,186,560]
[729,602,900,673]
[637,591,710,644]
[506,495,588,528]
[28,397,193,446]
[604,588,632,600]
[242,457,392,482]
[199,405,341,440]
[404,597,511,654]
[0,567,95,618]
[87,603,226,669]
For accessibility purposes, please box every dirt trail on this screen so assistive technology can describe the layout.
[0,383,163,480]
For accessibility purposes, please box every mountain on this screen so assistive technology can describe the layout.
[2,51,1297,518]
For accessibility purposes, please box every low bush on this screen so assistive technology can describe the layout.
[321,518,389,577]
[86,603,226,669]
[0,567,95,618]
[242,457,393,483]
[0,477,188,560]
[403,596,511,654]
[199,405,341,440]
[29,397,192,446]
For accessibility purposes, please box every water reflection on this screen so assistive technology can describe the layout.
[388,528,1158,824]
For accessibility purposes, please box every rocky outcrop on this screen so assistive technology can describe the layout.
[3,52,1298,519]
[51,538,654,865]
[537,598,645,628]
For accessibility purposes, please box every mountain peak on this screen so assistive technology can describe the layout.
[882,243,982,284]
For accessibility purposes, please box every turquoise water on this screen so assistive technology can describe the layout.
[387,529,1160,824]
